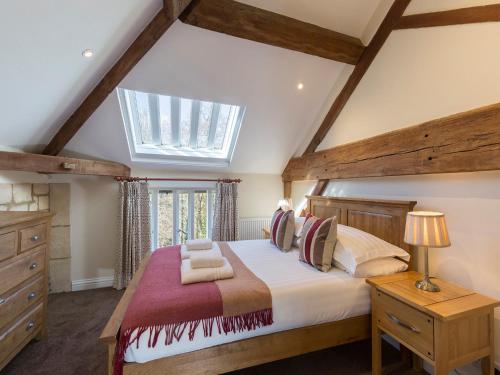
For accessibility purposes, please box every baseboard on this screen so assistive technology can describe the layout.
[71,276,114,291]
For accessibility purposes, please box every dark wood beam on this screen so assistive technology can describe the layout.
[283,181,292,199]
[179,0,364,65]
[283,102,500,181]
[43,1,192,156]
[0,151,130,177]
[302,0,411,155]
[311,180,329,196]
[395,4,500,29]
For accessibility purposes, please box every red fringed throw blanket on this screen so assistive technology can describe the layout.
[114,242,273,375]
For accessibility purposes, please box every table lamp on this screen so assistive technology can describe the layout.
[404,211,450,292]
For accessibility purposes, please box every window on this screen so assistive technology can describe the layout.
[150,188,216,249]
[118,88,245,167]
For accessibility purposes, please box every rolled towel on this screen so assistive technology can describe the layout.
[181,243,221,260]
[186,239,212,251]
[190,253,225,269]
[181,257,234,285]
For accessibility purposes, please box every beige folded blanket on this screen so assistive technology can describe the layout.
[186,238,212,250]
[190,253,225,269]
[180,243,221,260]
[181,257,234,285]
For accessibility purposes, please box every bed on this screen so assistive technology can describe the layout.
[100,195,417,375]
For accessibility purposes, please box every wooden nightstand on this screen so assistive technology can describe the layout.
[367,272,500,375]
[262,228,270,239]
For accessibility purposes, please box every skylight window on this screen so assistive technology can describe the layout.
[118,88,245,167]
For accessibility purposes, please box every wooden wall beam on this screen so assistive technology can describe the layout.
[283,181,292,199]
[42,1,192,156]
[283,102,500,181]
[0,151,130,177]
[302,0,411,155]
[395,4,500,30]
[179,0,364,65]
[311,179,329,196]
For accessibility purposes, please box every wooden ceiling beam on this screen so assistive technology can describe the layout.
[302,0,411,155]
[179,0,364,65]
[0,151,130,177]
[42,1,192,156]
[395,4,500,30]
[282,102,500,182]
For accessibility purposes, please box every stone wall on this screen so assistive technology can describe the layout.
[0,183,71,293]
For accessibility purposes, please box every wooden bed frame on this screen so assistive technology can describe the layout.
[100,196,417,375]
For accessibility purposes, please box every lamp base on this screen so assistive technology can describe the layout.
[415,277,440,292]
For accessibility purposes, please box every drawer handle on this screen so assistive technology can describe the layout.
[386,312,421,334]
[29,262,38,270]
[28,292,37,300]
[0,298,5,305]
[31,235,40,242]
[26,320,35,331]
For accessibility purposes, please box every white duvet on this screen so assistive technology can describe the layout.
[124,240,371,364]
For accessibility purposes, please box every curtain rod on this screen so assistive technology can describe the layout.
[114,177,242,183]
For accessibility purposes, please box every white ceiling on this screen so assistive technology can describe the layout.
[0,0,385,173]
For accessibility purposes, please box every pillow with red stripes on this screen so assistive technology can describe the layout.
[299,215,338,272]
[269,209,295,251]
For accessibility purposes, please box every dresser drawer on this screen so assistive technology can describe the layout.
[0,231,17,262]
[0,247,45,295]
[0,276,44,330]
[374,291,434,360]
[19,223,47,252]
[0,303,43,365]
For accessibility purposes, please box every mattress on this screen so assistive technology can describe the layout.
[124,239,371,363]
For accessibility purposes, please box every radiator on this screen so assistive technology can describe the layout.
[239,217,272,240]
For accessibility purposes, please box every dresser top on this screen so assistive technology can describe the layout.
[367,271,500,320]
[0,211,54,228]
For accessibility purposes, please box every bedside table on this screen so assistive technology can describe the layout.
[367,272,499,375]
[262,228,270,239]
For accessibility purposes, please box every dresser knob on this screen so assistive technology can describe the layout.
[29,262,38,270]
[0,298,5,305]
[26,321,35,331]
[31,235,40,242]
[28,292,37,300]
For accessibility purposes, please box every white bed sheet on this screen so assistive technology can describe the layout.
[124,240,371,363]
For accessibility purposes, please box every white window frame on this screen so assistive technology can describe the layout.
[150,182,216,250]
[117,89,245,168]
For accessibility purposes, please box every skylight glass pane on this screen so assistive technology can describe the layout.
[159,96,172,145]
[197,101,213,149]
[179,98,192,148]
[134,91,153,144]
[213,104,232,150]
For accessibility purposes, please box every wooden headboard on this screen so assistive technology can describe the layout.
[306,196,417,269]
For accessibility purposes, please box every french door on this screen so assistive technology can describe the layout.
[151,188,215,249]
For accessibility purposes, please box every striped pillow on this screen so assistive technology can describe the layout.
[299,215,338,272]
[270,209,295,251]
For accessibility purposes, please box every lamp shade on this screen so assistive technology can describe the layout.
[404,211,451,248]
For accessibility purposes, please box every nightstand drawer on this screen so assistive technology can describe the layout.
[374,291,434,360]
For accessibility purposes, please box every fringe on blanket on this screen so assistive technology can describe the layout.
[114,309,273,375]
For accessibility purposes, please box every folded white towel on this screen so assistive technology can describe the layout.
[180,243,221,260]
[186,239,212,251]
[181,257,234,285]
[190,253,225,269]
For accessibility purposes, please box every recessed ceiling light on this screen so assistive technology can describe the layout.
[297,82,304,90]
[82,49,94,58]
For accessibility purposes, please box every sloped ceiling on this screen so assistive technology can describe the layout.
[0,0,386,173]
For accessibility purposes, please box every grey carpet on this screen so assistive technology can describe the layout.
[2,288,426,375]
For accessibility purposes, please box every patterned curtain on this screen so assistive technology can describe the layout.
[114,181,151,290]
[212,182,239,241]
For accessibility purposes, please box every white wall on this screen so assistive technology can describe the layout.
[302,15,500,369]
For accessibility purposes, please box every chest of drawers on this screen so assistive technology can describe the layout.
[0,212,53,370]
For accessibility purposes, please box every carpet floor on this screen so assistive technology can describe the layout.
[2,288,427,375]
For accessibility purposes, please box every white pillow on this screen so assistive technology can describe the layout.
[349,257,408,278]
[292,216,306,248]
[333,224,410,275]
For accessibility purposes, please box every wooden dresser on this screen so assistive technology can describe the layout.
[0,212,53,371]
